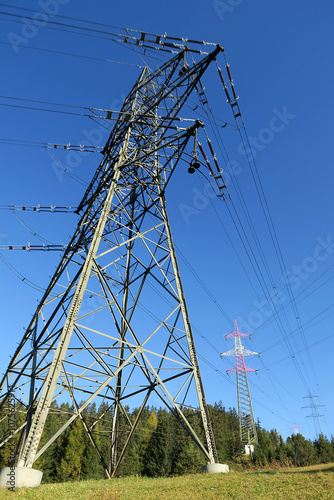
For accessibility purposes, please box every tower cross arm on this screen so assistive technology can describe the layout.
[220,349,236,357]
[242,349,258,356]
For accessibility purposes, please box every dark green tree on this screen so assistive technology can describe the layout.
[142,408,172,477]
[34,401,65,482]
[286,433,316,466]
[313,433,334,464]
[57,418,85,481]
[169,409,204,475]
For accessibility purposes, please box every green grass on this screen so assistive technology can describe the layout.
[0,463,333,499]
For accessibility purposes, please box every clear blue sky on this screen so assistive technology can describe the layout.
[0,0,334,443]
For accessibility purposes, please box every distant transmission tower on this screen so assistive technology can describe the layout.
[220,319,258,446]
[302,393,324,437]
[0,42,230,487]
[290,422,302,435]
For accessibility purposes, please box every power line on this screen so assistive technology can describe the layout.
[179,57,329,416]
[196,53,323,401]
[0,7,213,54]
[219,51,320,397]
[0,95,198,127]
[0,244,66,251]
[129,47,320,418]
[0,205,76,212]
[0,41,143,68]
[0,252,49,293]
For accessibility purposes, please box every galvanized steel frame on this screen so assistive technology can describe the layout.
[0,46,223,473]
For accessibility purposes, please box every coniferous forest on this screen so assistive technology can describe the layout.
[1,400,333,483]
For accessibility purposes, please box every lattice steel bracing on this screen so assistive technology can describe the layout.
[220,319,258,445]
[0,46,223,476]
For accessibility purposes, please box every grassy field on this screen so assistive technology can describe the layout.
[0,463,333,499]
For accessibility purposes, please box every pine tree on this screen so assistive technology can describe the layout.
[169,410,204,475]
[118,434,141,477]
[57,418,85,481]
[286,433,316,467]
[139,408,158,471]
[314,434,334,464]
[142,409,171,477]
[81,422,104,480]
[34,401,63,482]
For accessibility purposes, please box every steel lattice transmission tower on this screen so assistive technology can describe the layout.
[220,319,258,446]
[0,45,229,484]
[302,393,324,437]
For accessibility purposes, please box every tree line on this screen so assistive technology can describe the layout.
[0,400,333,482]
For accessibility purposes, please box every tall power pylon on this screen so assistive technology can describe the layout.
[220,319,258,445]
[302,393,324,437]
[290,423,302,435]
[0,43,230,485]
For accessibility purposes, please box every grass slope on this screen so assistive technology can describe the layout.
[0,463,333,499]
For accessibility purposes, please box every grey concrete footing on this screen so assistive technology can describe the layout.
[202,463,229,474]
[0,467,43,488]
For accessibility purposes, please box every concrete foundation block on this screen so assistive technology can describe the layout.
[0,467,43,488]
[202,462,229,473]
